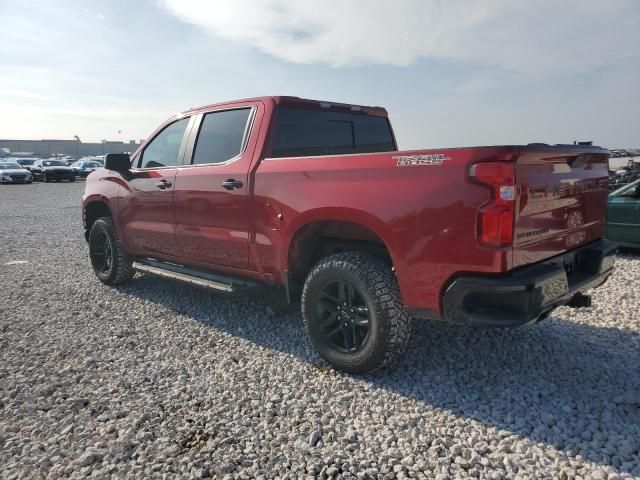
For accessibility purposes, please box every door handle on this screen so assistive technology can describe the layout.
[222,179,243,190]
[156,179,172,189]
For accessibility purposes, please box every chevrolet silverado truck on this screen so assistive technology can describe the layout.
[82,96,616,373]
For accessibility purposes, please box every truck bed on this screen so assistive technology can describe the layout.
[254,143,610,314]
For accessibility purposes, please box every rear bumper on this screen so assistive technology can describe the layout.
[441,240,617,327]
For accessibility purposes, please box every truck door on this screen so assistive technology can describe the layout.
[118,117,193,255]
[173,104,260,270]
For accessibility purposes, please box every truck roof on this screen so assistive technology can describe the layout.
[181,96,389,117]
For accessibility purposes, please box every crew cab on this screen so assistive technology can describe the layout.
[82,96,616,373]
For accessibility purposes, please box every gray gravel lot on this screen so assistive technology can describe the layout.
[1,181,639,479]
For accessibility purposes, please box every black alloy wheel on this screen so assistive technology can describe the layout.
[90,230,113,275]
[88,217,134,285]
[316,279,371,353]
[301,252,411,374]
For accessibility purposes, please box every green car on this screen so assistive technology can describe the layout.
[607,178,640,247]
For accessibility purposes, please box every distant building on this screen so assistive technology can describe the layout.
[0,138,141,158]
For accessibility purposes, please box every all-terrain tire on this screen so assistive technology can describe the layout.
[89,217,134,285]
[301,252,411,374]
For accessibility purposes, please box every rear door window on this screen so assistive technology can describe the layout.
[271,108,395,158]
[191,108,252,165]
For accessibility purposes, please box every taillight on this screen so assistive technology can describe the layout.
[469,162,515,247]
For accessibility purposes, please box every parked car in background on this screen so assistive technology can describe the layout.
[0,162,33,184]
[31,159,76,182]
[79,155,105,165]
[607,178,640,248]
[608,158,640,191]
[71,160,102,178]
[11,158,38,172]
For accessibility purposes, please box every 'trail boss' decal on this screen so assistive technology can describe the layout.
[394,153,451,166]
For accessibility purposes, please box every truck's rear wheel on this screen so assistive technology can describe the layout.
[89,217,134,285]
[301,252,411,374]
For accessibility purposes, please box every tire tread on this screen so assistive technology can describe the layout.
[301,252,411,373]
[90,217,134,285]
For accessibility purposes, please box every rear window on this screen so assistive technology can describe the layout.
[271,108,395,158]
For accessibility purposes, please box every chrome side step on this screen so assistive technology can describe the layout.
[132,258,250,293]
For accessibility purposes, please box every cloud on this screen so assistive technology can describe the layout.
[161,0,640,74]
[0,88,47,100]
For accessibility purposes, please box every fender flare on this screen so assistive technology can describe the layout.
[82,194,119,240]
[280,207,403,275]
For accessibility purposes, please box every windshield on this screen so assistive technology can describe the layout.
[0,163,22,170]
[16,159,35,165]
[84,162,101,168]
[610,178,640,197]
[43,160,66,167]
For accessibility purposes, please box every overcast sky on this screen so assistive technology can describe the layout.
[0,0,638,148]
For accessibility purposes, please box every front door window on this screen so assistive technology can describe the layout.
[139,118,190,169]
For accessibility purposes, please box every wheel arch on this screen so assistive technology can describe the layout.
[283,208,402,290]
[83,197,115,242]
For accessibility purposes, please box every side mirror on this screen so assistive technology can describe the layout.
[105,153,131,172]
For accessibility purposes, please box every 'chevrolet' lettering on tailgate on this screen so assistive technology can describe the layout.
[529,178,608,199]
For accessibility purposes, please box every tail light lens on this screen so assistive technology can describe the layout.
[469,162,516,247]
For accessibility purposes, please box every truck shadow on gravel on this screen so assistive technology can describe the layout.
[117,275,640,475]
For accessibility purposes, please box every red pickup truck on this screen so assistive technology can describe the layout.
[83,96,616,373]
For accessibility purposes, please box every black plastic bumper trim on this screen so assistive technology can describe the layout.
[441,240,616,327]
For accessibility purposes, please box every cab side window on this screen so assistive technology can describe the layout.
[139,118,190,169]
[191,108,251,165]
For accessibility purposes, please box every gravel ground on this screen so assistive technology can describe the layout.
[1,181,639,479]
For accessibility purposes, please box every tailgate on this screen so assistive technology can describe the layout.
[512,146,609,268]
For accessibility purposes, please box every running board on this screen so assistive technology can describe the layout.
[132,258,255,293]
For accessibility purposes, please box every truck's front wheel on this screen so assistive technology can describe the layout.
[301,252,411,374]
[88,217,134,285]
